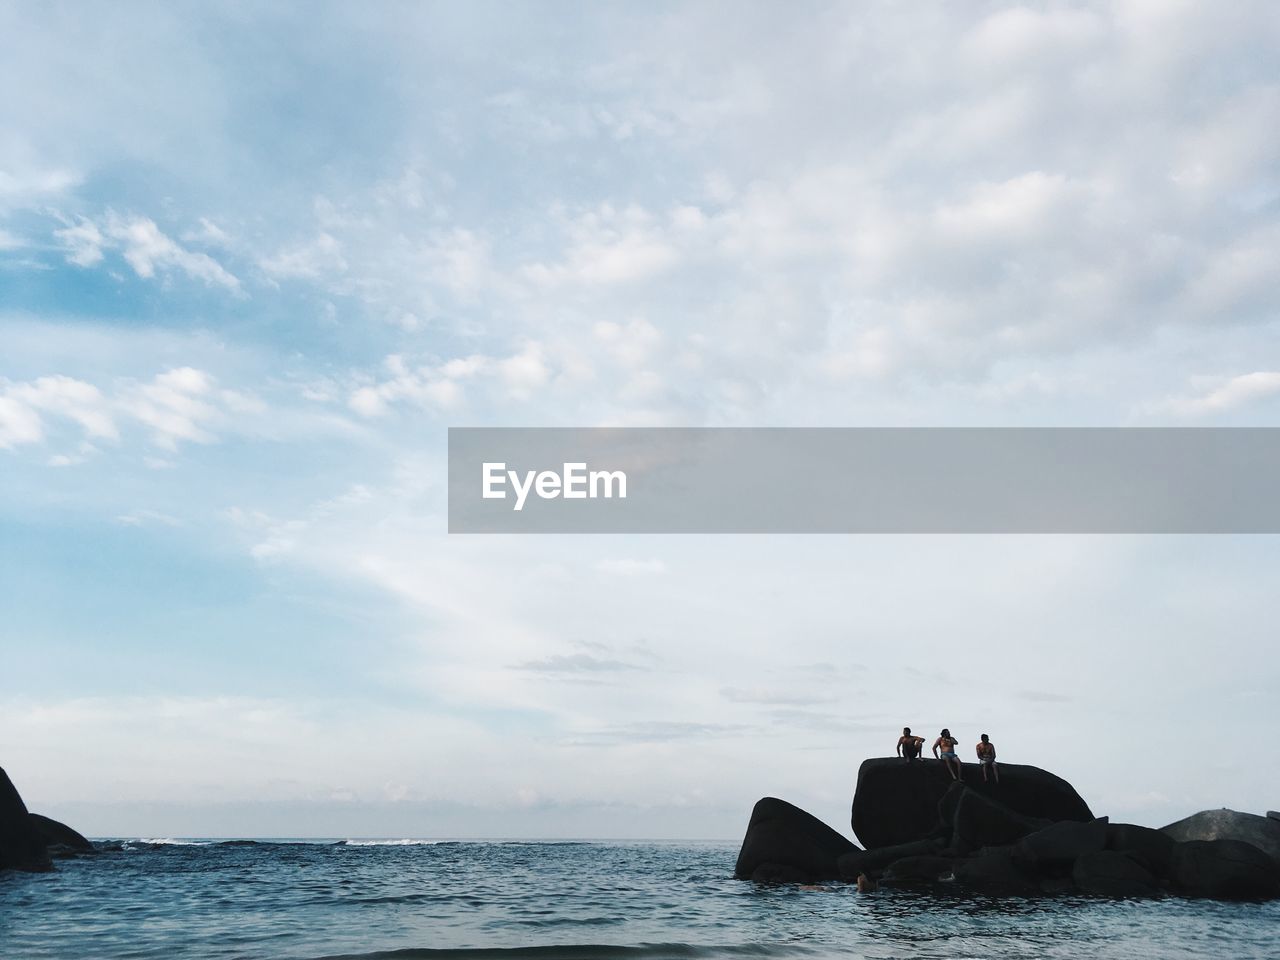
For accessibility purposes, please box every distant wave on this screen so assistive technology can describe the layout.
[335,839,461,847]
[135,838,212,846]
[333,839,597,848]
[312,944,813,960]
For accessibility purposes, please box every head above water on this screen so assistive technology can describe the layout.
[941,728,951,738]
[981,734,990,742]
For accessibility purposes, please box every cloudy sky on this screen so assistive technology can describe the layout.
[2,1,1279,840]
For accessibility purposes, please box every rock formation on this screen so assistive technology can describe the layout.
[851,757,1093,848]
[1162,809,1280,865]
[736,758,1280,901]
[1,766,93,872]
[733,796,858,882]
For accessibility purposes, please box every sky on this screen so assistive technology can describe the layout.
[2,0,1279,840]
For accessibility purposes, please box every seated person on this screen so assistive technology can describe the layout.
[933,728,963,781]
[896,727,925,761]
[976,733,999,783]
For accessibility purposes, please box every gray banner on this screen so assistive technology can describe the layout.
[447,428,1280,533]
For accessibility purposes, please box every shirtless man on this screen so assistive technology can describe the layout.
[933,728,962,781]
[976,733,999,783]
[896,727,926,762]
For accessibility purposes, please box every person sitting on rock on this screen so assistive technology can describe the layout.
[896,727,926,761]
[976,733,999,783]
[933,728,963,781]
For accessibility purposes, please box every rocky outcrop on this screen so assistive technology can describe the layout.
[734,797,857,882]
[1171,839,1280,900]
[880,854,955,883]
[1105,823,1176,878]
[1,767,53,872]
[837,837,943,880]
[737,758,1280,901]
[29,813,95,856]
[952,848,1037,893]
[1014,818,1109,868]
[1073,850,1159,898]
[1,767,93,872]
[950,787,1049,851]
[851,757,1093,849]
[1162,809,1280,865]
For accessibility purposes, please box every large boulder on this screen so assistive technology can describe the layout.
[748,862,811,883]
[1073,850,1160,898]
[952,849,1037,893]
[29,813,95,855]
[881,855,955,883]
[1162,809,1280,865]
[951,788,1050,851]
[1014,818,1109,869]
[1,767,52,872]
[1170,839,1280,900]
[1106,823,1176,879]
[734,797,858,882]
[851,757,1093,849]
[837,837,943,880]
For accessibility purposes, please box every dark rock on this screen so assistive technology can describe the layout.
[1039,876,1077,895]
[973,843,1015,859]
[935,781,967,843]
[1269,811,1280,822]
[1162,809,1280,865]
[952,788,1049,851]
[1106,823,1176,878]
[1,767,52,873]
[1014,818,1109,868]
[838,838,944,880]
[29,813,95,854]
[952,850,1037,893]
[1171,839,1280,900]
[750,862,811,884]
[851,756,1093,849]
[1073,850,1160,898]
[734,797,857,882]
[882,855,955,882]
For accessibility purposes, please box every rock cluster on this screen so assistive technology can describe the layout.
[735,758,1280,900]
[1,767,94,872]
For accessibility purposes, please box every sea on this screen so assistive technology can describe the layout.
[1,838,1277,960]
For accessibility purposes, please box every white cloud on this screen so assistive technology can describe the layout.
[260,231,347,279]
[53,217,105,266]
[0,165,80,206]
[115,509,182,527]
[10,375,118,439]
[499,342,550,398]
[596,558,667,577]
[54,212,240,289]
[521,205,680,288]
[1163,371,1280,416]
[106,213,241,290]
[0,394,43,447]
[121,366,220,448]
[0,366,271,455]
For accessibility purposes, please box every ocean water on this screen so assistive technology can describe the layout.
[1,839,1276,959]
